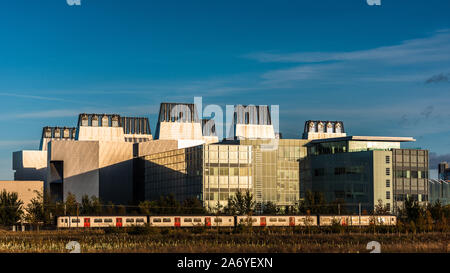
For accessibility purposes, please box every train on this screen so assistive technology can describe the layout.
[57,215,396,228]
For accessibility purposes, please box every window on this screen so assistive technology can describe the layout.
[219,167,229,176]
[72,219,80,223]
[386,179,390,187]
[193,218,201,223]
[385,156,390,164]
[269,218,277,222]
[314,168,325,176]
[184,218,192,222]
[126,219,135,223]
[214,218,222,223]
[163,218,171,222]
[386,191,391,199]
[386,203,390,211]
[153,218,161,223]
[385,168,390,176]
[136,218,145,223]
[94,219,102,223]
[104,219,112,223]
[334,167,346,175]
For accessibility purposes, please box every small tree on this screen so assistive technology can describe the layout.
[116,205,126,215]
[80,195,93,215]
[65,193,78,216]
[374,199,390,215]
[224,190,255,216]
[0,190,24,227]
[105,201,115,215]
[262,201,278,215]
[182,197,206,215]
[25,190,45,228]
[139,200,154,215]
[91,196,103,215]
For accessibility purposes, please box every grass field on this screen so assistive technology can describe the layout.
[0,228,448,253]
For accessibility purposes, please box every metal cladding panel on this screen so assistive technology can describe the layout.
[135,140,179,157]
[98,142,134,204]
[98,141,133,168]
[76,126,125,142]
[157,121,203,140]
[233,105,272,125]
[13,150,47,170]
[13,150,48,182]
[234,124,275,139]
[48,141,100,202]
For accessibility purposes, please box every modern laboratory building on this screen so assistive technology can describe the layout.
[10,101,433,214]
[300,136,429,213]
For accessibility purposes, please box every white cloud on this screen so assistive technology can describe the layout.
[245,30,450,65]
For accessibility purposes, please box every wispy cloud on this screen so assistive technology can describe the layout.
[0,140,39,148]
[246,30,450,86]
[0,109,81,120]
[245,30,450,65]
[425,73,450,84]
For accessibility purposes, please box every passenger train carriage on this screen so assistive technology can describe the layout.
[57,215,396,228]
[236,215,318,227]
[318,215,397,226]
[57,216,147,228]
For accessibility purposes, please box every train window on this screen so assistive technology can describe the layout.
[269,218,277,222]
[184,218,192,222]
[193,218,201,223]
[104,219,112,223]
[94,219,103,223]
[61,219,64,223]
[278,218,287,222]
[65,219,68,223]
[163,218,171,222]
[252,218,257,222]
[214,218,222,223]
[72,219,80,223]
[136,218,144,223]
[126,219,135,223]
[153,218,161,223]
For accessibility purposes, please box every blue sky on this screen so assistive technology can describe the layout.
[0,0,449,179]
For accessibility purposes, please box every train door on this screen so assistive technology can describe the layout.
[205,217,211,227]
[84,218,90,228]
[116,218,122,227]
[289,217,295,226]
[260,217,266,227]
[174,217,181,227]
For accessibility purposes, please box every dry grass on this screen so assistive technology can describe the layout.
[0,228,448,253]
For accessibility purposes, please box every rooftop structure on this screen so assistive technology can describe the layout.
[231,105,275,140]
[302,120,346,140]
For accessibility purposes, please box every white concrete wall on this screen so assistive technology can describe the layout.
[157,122,203,140]
[234,124,275,139]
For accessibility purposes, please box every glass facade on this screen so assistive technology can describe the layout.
[143,145,203,202]
[203,144,253,209]
[300,151,374,213]
[392,149,429,212]
[240,139,309,210]
[141,139,309,211]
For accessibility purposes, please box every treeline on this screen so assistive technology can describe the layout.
[1,188,449,233]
